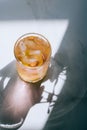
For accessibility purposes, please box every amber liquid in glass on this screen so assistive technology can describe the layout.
[14,34,51,82]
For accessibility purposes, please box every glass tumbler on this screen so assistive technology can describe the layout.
[14,33,51,83]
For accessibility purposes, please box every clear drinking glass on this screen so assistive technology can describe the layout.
[14,33,51,83]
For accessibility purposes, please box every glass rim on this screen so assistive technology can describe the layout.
[14,32,51,69]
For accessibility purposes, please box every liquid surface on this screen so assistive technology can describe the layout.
[14,36,50,67]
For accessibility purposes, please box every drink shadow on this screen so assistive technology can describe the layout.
[0,60,44,130]
[0,55,66,130]
[0,40,87,130]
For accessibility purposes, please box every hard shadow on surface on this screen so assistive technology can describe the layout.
[0,61,24,130]
[42,0,87,129]
[0,60,45,130]
[0,40,87,130]
[43,33,87,130]
[0,0,87,130]
[0,57,65,130]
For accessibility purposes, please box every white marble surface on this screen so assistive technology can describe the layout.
[0,0,87,130]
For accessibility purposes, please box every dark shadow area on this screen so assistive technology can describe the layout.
[0,60,44,130]
[0,0,87,130]
[0,58,65,130]
[42,0,87,130]
[43,37,87,130]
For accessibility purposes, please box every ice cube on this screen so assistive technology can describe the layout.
[22,56,38,67]
[29,50,41,55]
[22,56,30,65]
[28,58,38,67]
[19,41,26,51]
